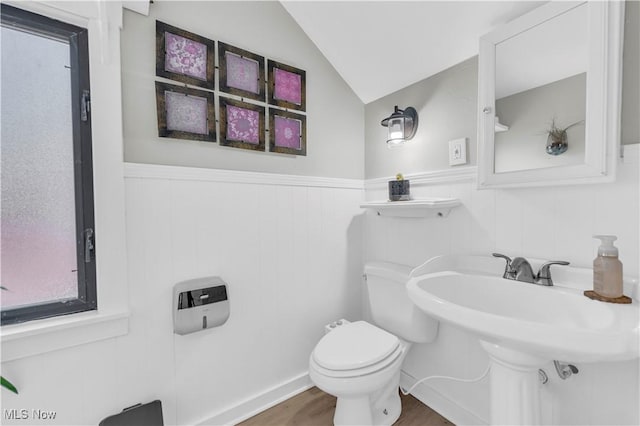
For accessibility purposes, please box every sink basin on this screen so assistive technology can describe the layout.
[407,255,640,424]
[406,255,639,363]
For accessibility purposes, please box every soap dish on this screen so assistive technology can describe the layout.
[584,290,632,304]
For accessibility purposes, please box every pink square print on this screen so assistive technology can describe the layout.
[165,91,208,135]
[274,115,302,150]
[226,105,260,144]
[165,32,207,81]
[226,52,259,94]
[273,68,302,105]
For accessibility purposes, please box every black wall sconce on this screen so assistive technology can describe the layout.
[380,105,419,148]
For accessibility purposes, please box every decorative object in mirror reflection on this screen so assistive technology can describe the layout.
[477,2,623,188]
[219,97,265,151]
[155,82,216,142]
[156,21,215,90]
[545,118,584,155]
[218,42,265,102]
[268,108,306,156]
[380,106,419,149]
[268,59,306,111]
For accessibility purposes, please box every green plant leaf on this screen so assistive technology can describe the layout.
[1,376,18,394]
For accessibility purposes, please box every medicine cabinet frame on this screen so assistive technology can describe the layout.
[477,1,625,189]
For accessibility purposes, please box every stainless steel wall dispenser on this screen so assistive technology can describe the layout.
[173,277,230,335]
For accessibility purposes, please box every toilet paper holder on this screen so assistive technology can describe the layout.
[173,277,230,335]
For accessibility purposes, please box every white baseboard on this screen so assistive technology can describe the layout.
[197,372,313,426]
[400,371,487,426]
[196,370,485,425]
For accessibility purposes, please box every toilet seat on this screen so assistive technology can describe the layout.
[311,321,402,378]
[311,344,404,378]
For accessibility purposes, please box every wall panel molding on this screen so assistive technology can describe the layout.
[125,163,480,191]
[364,166,477,190]
[199,373,312,426]
[124,162,364,189]
[124,169,364,424]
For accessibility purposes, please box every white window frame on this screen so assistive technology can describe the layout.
[1,0,130,361]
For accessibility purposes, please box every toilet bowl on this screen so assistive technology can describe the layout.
[309,321,409,426]
[309,262,439,426]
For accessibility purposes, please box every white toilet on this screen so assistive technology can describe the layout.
[309,262,439,426]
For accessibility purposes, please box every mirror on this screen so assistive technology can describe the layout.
[477,1,624,188]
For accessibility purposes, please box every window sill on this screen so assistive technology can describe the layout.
[1,310,129,362]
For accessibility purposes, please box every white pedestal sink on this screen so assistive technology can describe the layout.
[406,255,639,425]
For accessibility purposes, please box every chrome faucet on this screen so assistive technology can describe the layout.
[492,253,569,286]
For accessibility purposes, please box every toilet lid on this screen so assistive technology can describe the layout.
[312,321,399,371]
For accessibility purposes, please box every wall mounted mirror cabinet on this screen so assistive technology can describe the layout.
[477,1,625,188]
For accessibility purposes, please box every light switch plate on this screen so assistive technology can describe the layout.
[448,138,467,166]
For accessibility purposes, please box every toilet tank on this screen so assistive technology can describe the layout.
[365,262,438,343]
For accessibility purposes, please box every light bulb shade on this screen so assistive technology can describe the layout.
[386,138,405,149]
[387,116,405,142]
[380,106,419,148]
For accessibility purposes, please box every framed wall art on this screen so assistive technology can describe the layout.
[218,42,265,102]
[267,59,306,112]
[219,97,265,151]
[269,108,306,156]
[155,82,216,142]
[156,21,215,90]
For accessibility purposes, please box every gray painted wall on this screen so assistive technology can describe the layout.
[365,58,478,179]
[121,1,364,179]
[365,0,639,179]
[494,73,586,173]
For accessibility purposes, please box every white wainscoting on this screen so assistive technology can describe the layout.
[3,153,636,425]
[122,163,364,425]
[200,372,312,425]
[364,145,640,426]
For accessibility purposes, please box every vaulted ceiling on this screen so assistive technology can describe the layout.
[281,1,545,104]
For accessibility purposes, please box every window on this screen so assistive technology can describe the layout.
[1,4,96,325]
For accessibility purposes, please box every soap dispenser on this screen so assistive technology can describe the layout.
[592,235,623,298]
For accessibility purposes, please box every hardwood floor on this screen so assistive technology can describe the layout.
[239,387,453,426]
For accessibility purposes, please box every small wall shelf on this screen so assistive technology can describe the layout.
[495,116,510,133]
[360,198,461,218]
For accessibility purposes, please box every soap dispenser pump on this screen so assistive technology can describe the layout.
[592,235,623,298]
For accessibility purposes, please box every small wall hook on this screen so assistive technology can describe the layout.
[538,369,549,384]
[554,360,579,380]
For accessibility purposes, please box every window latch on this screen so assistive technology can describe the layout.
[84,228,95,263]
[81,90,91,122]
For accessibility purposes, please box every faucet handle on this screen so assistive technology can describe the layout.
[492,253,514,278]
[537,260,570,286]
[492,253,512,263]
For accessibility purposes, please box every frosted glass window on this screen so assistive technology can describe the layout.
[1,26,78,309]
